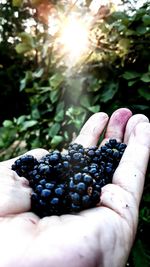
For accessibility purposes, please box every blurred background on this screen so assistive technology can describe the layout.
[0,1,150,265]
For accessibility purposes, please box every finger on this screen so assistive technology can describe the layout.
[123,114,149,144]
[113,122,150,207]
[0,148,49,169]
[74,112,109,147]
[100,108,132,146]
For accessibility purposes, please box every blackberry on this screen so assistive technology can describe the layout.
[68,172,101,213]
[25,151,71,189]
[68,143,88,173]
[68,143,84,154]
[11,154,38,178]
[82,162,111,188]
[38,151,71,181]
[84,139,127,184]
[100,139,126,167]
[31,180,68,217]
[85,146,102,164]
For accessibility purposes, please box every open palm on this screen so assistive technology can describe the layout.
[0,108,149,267]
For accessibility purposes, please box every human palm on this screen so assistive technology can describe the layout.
[0,108,149,267]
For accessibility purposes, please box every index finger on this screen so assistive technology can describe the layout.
[113,122,150,207]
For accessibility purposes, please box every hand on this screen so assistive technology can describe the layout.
[0,108,149,267]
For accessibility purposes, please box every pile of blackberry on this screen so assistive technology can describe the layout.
[12,139,126,217]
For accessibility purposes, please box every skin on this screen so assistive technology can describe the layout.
[0,108,150,267]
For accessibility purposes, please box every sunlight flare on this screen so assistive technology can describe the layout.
[58,14,90,64]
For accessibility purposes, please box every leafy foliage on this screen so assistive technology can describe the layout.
[0,1,150,266]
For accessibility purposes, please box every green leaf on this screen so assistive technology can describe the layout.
[15,33,34,54]
[56,101,65,113]
[100,83,118,103]
[15,43,33,54]
[142,14,150,26]
[122,71,140,80]
[126,29,135,36]
[33,68,44,78]
[16,115,26,125]
[132,104,150,111]
[140,207,150,223]
[20,71,33,91]
[118,38,131,56]
[31,108,40,120]
[54,110,64,122]
[49,73,64,89]
[50,135,63,147]
[0,128,17,149]
[87,78,102,92]
[30,136,41,148]
[12,0,22,7]
[80,95,91,108]
[138,88,150,100]
[118,38,130,50]
[20,120,38,131]
[93,94,101,104]
[136,25,148,35]
[48,123,60,138]
[66,107,84,118]
[128,80,137,87]
[66,107,86,130]
[75,113,86,130]
[50,90,60,103]
[3,120,13,127]
[112,11,127,20]
[19,32,34,47]
[88,105,100,113]
[118,24,126,32]
[141,73,150,83]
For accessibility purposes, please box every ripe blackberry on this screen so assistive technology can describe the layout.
[68,143,84,154]
[38,151,71,181]
[100,139,127,167]
[82,162,111,186]
[84,139,127,184]
[68,172,101,213]
[68,143,88,173]
[84,146,102,164]
[11,154,38,178]
[25,151,71,188]
[31,180,68,217]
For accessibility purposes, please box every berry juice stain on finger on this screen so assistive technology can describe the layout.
[111,109,132,127]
